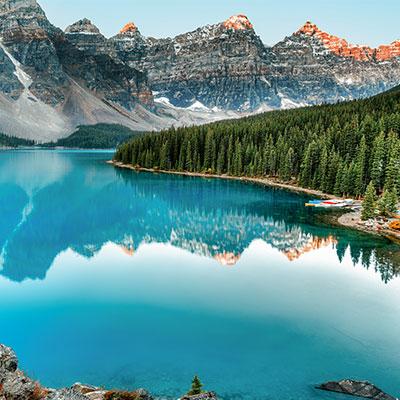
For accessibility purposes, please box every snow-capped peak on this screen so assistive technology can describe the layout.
[65,18,101,35]
[223,15,253,31]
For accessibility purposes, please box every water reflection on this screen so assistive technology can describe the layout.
[0,150,398,283]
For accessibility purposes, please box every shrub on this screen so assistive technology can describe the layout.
[32,383,49,400]
[104,390,142,400]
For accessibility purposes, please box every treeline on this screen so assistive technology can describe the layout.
[45,124,138,149]
[115,87,400,198]
[0,133,35,147]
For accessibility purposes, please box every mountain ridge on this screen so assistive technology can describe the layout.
[0,0,399,141]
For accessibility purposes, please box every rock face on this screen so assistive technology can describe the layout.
[317,380,398,400]
[108,15,272,110]
[0,0,160,141]
[298,21,400,61]
[100,16,400,111]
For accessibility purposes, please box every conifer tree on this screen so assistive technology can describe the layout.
[378,189,398,217]
[188,376,203,396]
[362,181,376,221]
[354,135,367,197]
[371,132,386,192]
[281,147,294,182]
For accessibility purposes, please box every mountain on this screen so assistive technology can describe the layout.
[64,14,400,113]
[0,0,233,142]
[126,17,400,110]
[0,0,399,141]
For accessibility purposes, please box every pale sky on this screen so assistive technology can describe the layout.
[39,0,399,47]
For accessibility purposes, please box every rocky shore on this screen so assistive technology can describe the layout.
[338,211,400,244]
[0,344,217,400]
[1,344,398,400]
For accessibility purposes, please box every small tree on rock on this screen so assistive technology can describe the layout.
[362,181,376,221]
[188,375,203,396]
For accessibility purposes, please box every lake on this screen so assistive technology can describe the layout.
[0,149,399,400]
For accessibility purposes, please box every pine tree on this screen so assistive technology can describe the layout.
[160,142,169,170]
[371,132,386,192]
[280,147,294,182]
[299,142,314,188]
[354,135,366,197]
[378,189,398,217]
[317,145,328,191]
[361,181,376,221]
[334,161,344,196]
[188,376,203,396]
[384,140,400,193]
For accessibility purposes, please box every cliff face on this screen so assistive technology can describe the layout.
[0,0,67,105]
[0,1,159,141]
[103,16,400,111]
[267,23,400,107]
[109,15,274,110]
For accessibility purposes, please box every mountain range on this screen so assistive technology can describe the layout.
[0,0,399,142]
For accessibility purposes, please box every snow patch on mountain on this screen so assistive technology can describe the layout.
[0,40,32,90]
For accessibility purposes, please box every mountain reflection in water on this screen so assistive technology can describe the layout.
[0,150,398,284]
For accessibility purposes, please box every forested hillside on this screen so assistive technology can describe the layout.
[46,124,138,149]
[0,133,34,147]
[115,87,400,198]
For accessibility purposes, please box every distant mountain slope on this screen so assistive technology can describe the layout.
[44,124,139,149]
[0,0,399,142]
[115,82,400,199]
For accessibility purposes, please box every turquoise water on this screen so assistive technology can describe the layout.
[0,149,399,400]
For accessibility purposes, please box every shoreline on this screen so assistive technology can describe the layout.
[107,160,337,199]
[108,160,400,245]
[1,344,396,400]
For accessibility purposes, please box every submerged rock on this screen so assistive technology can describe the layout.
[317,379,397,400]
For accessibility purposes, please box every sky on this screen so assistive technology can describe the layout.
[39,0,400,47]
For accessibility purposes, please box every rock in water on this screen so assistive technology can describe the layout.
[317,379,398,400]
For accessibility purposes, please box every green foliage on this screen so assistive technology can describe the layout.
[188,375,203,396]
[0,133,35,147]
[362,181,377,221]
[377,189,398,217]
[45,124,139,149]
[115,87,400,199]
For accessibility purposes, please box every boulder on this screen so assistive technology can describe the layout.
[180,392,218,400]
[317,379,397,400]
[0,345,18,374]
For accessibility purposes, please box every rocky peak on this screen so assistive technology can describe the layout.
[120,22,139,35]
[0,0,51,34]
[223,15,253,31]
[296,21,400,62]
[65,18,101,35]
[375,40,400,61]
[0,0,38,12]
